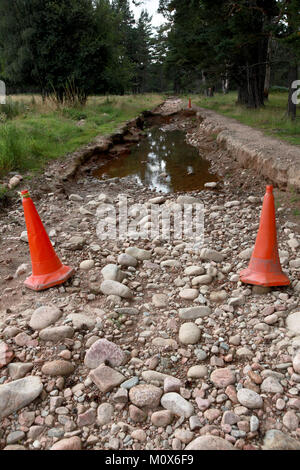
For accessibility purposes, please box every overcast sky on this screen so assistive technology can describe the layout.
[130,0,165,28]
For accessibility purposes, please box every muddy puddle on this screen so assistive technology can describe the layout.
[93,125,218,193]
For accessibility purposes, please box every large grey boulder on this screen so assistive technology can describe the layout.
[0,376,43,419]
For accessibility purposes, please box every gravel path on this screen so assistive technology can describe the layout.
[0,100,299,451]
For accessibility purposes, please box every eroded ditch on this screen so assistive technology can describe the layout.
[93,125,219,194]
[80,111,220,194]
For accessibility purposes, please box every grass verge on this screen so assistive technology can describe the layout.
[0,94,164,185]
[192,91,300,146]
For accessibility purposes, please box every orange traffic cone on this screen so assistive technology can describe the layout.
[188,98,192,109]
[240,185,290,287]
[20,190,74,291]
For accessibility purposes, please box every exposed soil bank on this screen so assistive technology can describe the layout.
[195,106,300,191]
[58,98,203,184]
[63,97,300,195]
[58,116,146,182]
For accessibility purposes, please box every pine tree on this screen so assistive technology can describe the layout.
[111,0,138,93]
[134,10,154,93]
[151,24,170,92]
[0,0,126,100]
[279,0,300,120]
[159,0,280,107]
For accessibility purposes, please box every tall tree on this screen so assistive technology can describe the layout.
[95,0,133,95]
[279,0,300,120]
[0,0,126,101]
[111,0,138,93]
[133,10,154,93]
[159,0,280,107]
[150,24,170,92]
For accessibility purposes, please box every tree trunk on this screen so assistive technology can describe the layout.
[264,36,272,100]
[286,8,298,120]
[237,80,264,108]
[41,89,47,103]
[236,36,268,108]
[287,62,298,121]
[207,87,214,97]
[174,75,181,94]
[222,77,229,94]
[202,71,207,96]
[237,61,266,108]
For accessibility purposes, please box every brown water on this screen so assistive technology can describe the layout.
[94,126,217,193]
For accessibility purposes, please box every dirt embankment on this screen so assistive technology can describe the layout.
[195,107,300,191]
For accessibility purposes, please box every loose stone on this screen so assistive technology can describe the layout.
[84,339,126,369]
[51,437,82,450]
[118,253,138,267]
[42,361,75,377]
[161,393,194,418]
[179,323,201,345]
[0,342,14,368]
[237,388,263,409]
[97,403,114,426]
[292,352,300,374]
[80,260,95,271]
[164,377,182,393]
[151,410,173,427]
[29,305,62,330]
[179,306,211,320]
[187,365,208,379]
[129,385,163,409]
[261,376,284,394]
[100,280,133,299]
[39,326,74,342]
[89,364,125,393]
[8,363,34,380]
[282,411,299,431]
[263,430,300,450]
[125,247,151,261]
[186,436,234,450]
[0,376,43,419]
[179,289,199,300]
[174,429,194,444]
[66,314,95,330]
[210,368,236,388]
[101,264,126,282]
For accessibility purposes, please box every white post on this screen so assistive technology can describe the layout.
[0,80,6,104]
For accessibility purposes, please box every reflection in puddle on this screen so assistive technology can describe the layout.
[94,127,218,193]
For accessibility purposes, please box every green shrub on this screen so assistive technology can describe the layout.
[0,94,164,179]
[62,107,87,121]
[1,98,26,119]
[0,124,30,176]
[0,184,8,200]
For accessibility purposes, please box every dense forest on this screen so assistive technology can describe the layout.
[0,0,299,114]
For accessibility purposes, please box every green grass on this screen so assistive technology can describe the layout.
[2,89,298,196]
[0,94,163,179]
[0,183,13,205]
[293,208,300,217]
[192,91,300,146]
[0,98,28,120]
[289,187,300,204]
